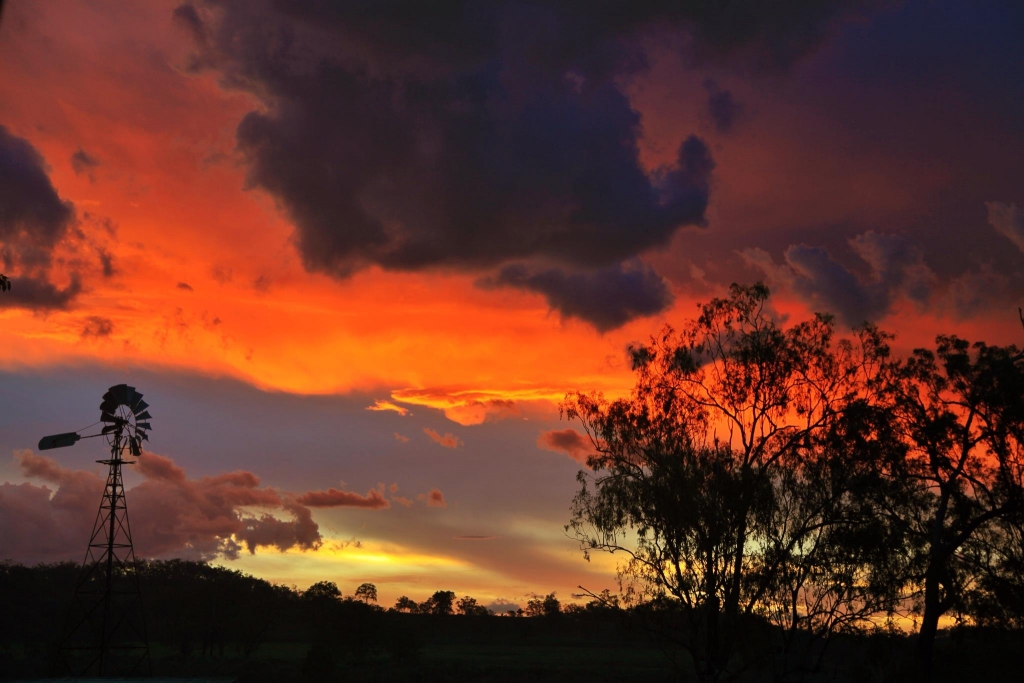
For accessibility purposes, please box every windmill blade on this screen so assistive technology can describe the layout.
[100,398,119,413]
[135,410,153,421]
[109,384,129,403]
[101,411,119,423]
[140,431,149,442]
[38,432,81,450]
[125,386,137,406]
[136,422,153,431]
[130,394,145,411]
[102,424,119,434]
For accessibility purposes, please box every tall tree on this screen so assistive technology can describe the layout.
[884,334,1024,676]
[564,284,902,678]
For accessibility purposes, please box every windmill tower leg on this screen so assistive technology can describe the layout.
[55,438,151,676]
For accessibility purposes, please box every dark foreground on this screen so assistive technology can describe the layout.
[2,561,1022,682]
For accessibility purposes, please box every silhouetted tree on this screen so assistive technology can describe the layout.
[420,590,456,615]
[0,274,9,292]
[456,595,489,616]
[304,580,342,602]
[526,592,561,617]
[354,582,377,604]
[882,334,1024,677]
[564,283,904,679]
[393,595,418,613]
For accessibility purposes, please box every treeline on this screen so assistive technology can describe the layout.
[0,558,594,650]
[563,284,1024,681]
[0,558,652,682]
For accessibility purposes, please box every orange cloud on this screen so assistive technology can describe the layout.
[424,428,462,449]
[393,432,410,443]
[426,489,446,508]
[537,428,594,465]
[366,399,409,416]
[294,486,390,509]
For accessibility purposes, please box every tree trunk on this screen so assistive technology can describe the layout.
[915,564,942,682]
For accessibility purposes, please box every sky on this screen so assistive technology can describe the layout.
[0,0,1022,611]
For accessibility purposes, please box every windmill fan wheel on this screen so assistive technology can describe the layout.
[99,384,153,457]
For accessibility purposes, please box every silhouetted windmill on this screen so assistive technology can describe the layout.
[40,383,153,676]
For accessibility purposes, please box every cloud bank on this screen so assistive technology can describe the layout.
[166,0,873,328]
[0,450,409,564]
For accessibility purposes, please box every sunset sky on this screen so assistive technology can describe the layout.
[1,0,1022,611]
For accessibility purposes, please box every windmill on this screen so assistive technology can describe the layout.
[39,383,153,676]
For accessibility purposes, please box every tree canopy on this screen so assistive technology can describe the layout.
[564,283,1024,681]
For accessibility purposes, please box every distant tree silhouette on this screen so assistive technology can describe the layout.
[303,580,341,602]
[0,274,9,292]
[456,595,489,616]
[420,590,456,615]
[526,593,561,617]
[393,596,418,613]
[564,283,906,679]
[354,582,378,604]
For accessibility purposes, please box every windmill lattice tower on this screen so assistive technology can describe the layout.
[39,383,153,677]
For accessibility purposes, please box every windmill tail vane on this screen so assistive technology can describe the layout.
[41,383,154,677]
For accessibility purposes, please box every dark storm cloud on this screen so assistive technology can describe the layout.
[0,273,81,311]
[741,231,936,327]
[704,79,744,134]
[69,148,100,176]
[485,260,674,332]
[0,125,75,270]
[175,0,864,328]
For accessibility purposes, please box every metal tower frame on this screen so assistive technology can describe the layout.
[54,409,151,676]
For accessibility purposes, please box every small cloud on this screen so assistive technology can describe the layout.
[81,316,114,338]
[703,79,744,134]
[366,399,409,416]
[390,387,555,426]
[295,486,390,509]
[538,429,594,465]
[70,148,100,176]
[426,488,446,507]
[393,432,410,443]
[488,599,521,614]
[97,248,116,277]
[424,428,462,449]
[177,282,194,291]
[986,201,1024,253]
[388,482,414,507]
[210,264,233,284]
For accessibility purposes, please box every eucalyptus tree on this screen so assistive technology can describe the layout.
[564,284,903,679]
[883,335,1024,676]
